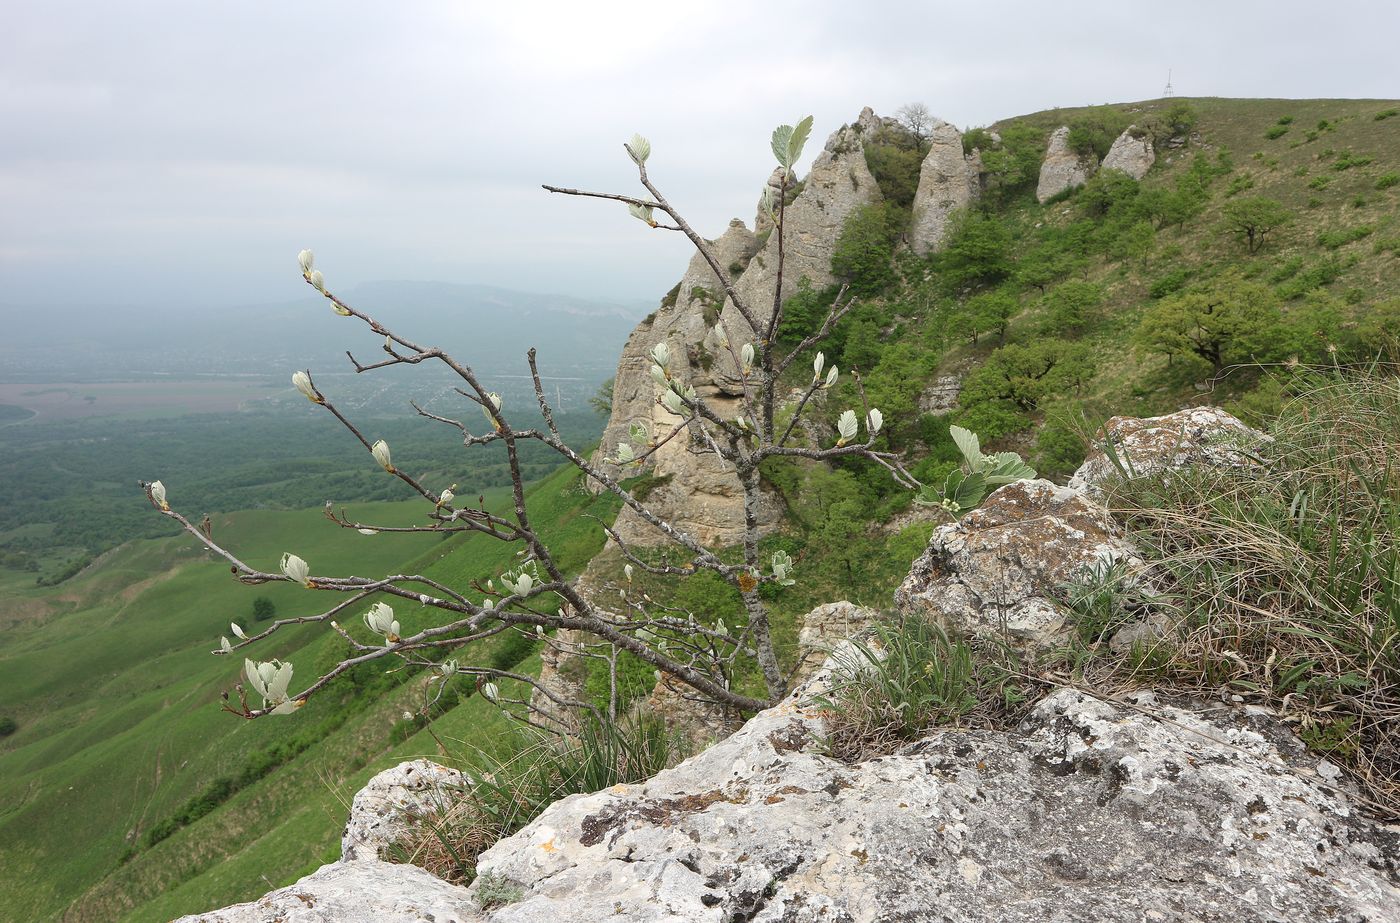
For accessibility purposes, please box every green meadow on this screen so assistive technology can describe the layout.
[0,466,619,921]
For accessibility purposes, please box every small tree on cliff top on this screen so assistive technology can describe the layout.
[141,118,921,723]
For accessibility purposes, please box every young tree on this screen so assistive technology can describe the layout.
[1221,197,1291,253]
[252,596,276,622]
[1135,275,1282,371]
[894,102,934,145]
[141,119,918,722]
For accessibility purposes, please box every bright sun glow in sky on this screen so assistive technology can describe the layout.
[3,0,1398,315]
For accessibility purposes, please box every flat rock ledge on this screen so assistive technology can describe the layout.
[177,667,1400,923]
[470,675,1399,922]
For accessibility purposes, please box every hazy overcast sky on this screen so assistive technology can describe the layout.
[3,1,1397,313]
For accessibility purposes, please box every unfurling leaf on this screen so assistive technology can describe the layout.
[627,202,656,226]
[291,370,320,403]
[835,409,858,446]
[867,408,883,437]
[626,133,651,165]
[280,553,312,587]
[371,439,394,473]
[771,115,815,170]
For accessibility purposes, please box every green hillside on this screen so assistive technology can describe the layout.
[5,96,1399,921]
[0,467,620,921]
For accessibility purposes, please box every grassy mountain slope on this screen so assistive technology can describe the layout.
[0,467,619,922]
[6,96,1398,922]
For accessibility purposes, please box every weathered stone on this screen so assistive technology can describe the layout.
[910,118,980,254]
[894,478,1143,648]
[589,219,778,547]
[1101,125,1156,180]
[1036,125,1097,203]
[793,600,877,682]
[1069,406,1270,497]
[726,118,883,337]
[172,859,476,923]
[341,759,469,861]
[917,373,962,415]
[469,669,1400,923]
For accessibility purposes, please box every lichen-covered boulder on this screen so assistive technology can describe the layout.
[1036,125,1097,203]
[172,859,475,923]
[341,759,469,861]
[1069,406,1269,497]
[894,478,1143,648]
[1101,125,1156,179]
[910,118,980,255]
[468,674,1400,922]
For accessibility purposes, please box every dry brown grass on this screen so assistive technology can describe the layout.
[1097,369,1400,816]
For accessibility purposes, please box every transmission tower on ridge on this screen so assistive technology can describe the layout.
[1163,69,1175,98]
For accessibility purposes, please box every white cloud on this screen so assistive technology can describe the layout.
[1,0,1398,312]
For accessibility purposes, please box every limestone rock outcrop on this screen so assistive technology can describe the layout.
[726,118,883,335]
[793,599,876,681]
[589,219,775,547]
[894,478,1144,650]
[590,113,881,548]
[1069,406,1269,497]
[342,759,469,861]
[910,118,981,254]
[1036,125,1097,203]
[468,671,1400,922]
[1101,125,1156,180]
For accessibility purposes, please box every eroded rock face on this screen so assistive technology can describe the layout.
[1101,125,1156,180]
[794,599,877,682]
[726,118,883,337]
[1069,406,1269,497]
[589,219,776,547]
[469,672,1400,922]
[910,118,980,255]
[894,478,1142,648]
[172,859,475,923]
[341,759,469,861]
[1036,125,1097,203]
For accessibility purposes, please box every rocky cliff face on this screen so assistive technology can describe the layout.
[1036,125,1098,202]
[724,118,883,336]
[910,118,981,254]
[590,114,881,548]
[1101,125,1156,180]
[588,218,775,548]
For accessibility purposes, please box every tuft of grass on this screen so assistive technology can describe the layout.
[815,616,1024,762]
[1099,370,1400,815]
[386,715,685,884]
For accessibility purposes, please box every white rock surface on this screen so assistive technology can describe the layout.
[1101,125,1156,180]
[172,859,475,923]
[894,478,1144,648]
[1036,125,1097,203]
[469,674,1400,922]
[910,118,981,254]
[341,758,469,861]
[1069,406,1269,497]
